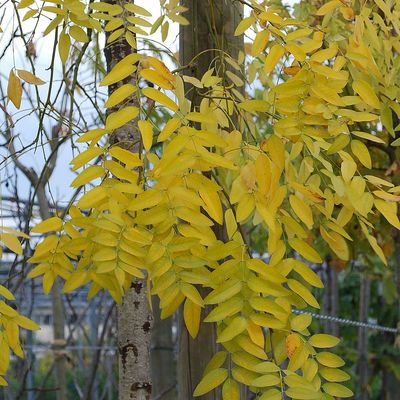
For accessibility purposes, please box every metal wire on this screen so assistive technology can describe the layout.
[24,345,117,351]
[293,309,399,334]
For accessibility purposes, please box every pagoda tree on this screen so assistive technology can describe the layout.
[1,0,400,399]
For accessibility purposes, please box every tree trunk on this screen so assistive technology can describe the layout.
[178,1,243,398]
[104,2,153,399]
[357,275,370,400]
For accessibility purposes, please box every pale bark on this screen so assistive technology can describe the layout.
[178,1,243,398]
[105,2,153,399]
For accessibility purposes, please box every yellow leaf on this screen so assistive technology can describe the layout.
[351,140,372,168]
[204,279,242,304]
[289,195,313,228]
[234,16,255,36]
[341,159,357,182]
[14,315,40,331]
[288,239,322,263]
[199,187,223,224]
[105,17,124,32]
[316,352,345,367]
[352,131,385,144]
[291,260,323,288]
[5,321,20,353]
[374,199,400,229]
[1,234,22,255]
[285,43,306,62]
[264,45,285,73]
[322,383,353,398]
[184,298,201,339]
[374,0,392,18]
[71,165,105,187]
[142,87,178,112]
[258,389,282,400]
[204,297,243,322]
[186,111,217,124]
[217,316,247,343]
[309,334,340,348]
[157,117,181,142]
[17,70,45,85]
[287,279,320,308]
[0,285,15,300]
[352,80,380,108]
[231,366,258,386]
[335,109,378,122]
[63,271,89,292]
[310,45,338,62]
[140,69,174,90]
[124,3,152,16]
[8,70,22,109]
[238,100,269,113]
[58,31,71,64]
[109,147,142,168]
[146,57,174,82]
[105,106,139,130]
[251,374,281,387]
[222,378,240,400]
[319,367,351,382]
[286,333,302,358]
[286,28,313,41]
[290,314,312,332]
[193,368,228,397]
[180,283,204,306]
[327,134,350,155]
[251,30,270,56]
[316,0,342,15]
[286,387,321,399]
[70,147,104,170]
[100,64,136,87]
[246,320,264,348]
[69,25,89,43]
[236,335,268,360]
[105,84,137,108]
[204,351,228,375]
[77,128,108,143]
[373,190,400,202]
[138,120,153,151]
[0,301,18,317]
[320,228,349,261]
[31,217,63,233]
[0,227,28,239]
[288,345,310,373]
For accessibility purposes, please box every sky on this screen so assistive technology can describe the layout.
[0,0,297,219]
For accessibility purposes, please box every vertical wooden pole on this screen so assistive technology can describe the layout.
[150,297,176,399]
[357,275,370,400]
[178,1,243,398]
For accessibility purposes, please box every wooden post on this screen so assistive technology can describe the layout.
[178,1,243,398]
[357,275,370,400]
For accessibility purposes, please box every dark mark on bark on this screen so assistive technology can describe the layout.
[119,343,138,373]
[130,382,152,399]
[131,280,143,294]
[133,301,140,309]
[142,321,151,333]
